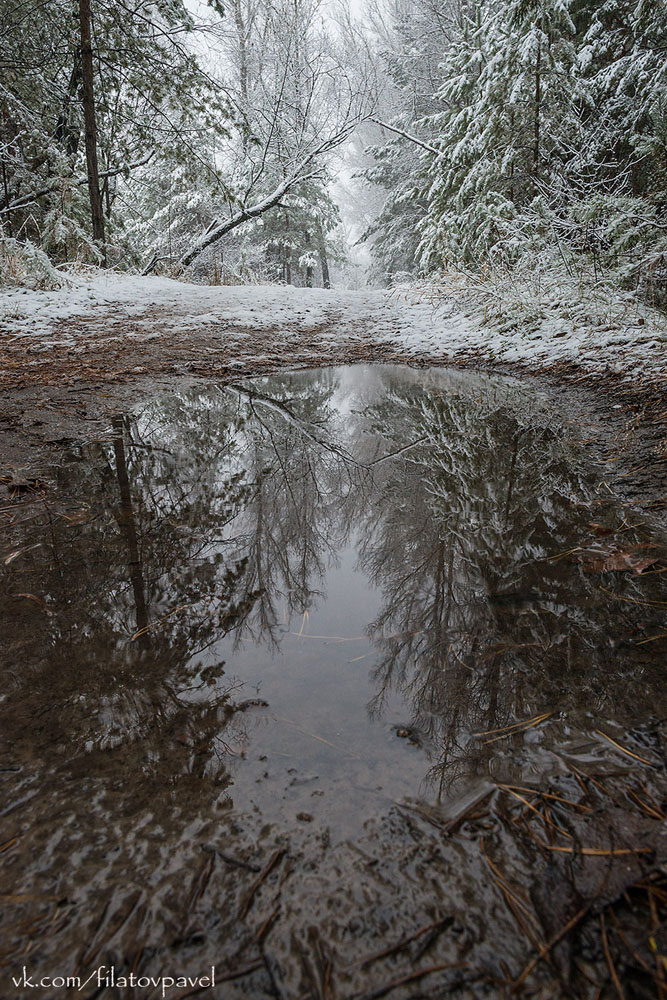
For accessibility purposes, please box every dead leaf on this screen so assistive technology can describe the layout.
[581,543,659,575]
[589,522,615,538]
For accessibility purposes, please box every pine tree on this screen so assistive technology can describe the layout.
[361,0,456,283]
[0,0,231,265]
[569,0,667,293]
[419,0,581,269]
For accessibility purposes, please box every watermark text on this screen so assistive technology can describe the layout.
[11,966,215,997]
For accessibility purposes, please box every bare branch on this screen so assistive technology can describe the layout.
[367,117,441,157]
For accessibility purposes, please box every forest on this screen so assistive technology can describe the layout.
[1,0,665,301]
[2,4,667,998]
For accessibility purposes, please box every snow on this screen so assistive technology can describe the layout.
[1,270,665,379]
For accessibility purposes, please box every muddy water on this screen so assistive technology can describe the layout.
[1,365,666,999]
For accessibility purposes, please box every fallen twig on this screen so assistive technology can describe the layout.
[600,912,626,1000]
[595,730,658,767]
[356,914,454,968]
[239,847,286,920]
[354,961,466,1000]
[512,903,590,991]
[201,844,261,873]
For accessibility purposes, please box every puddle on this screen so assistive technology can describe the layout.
[2,364,666,997]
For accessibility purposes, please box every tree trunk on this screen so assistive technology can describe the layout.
[509,109,515,204]
[316,221,330,288]
[1,160,11,237]
[112,418,149,641]
[283,211,291,284]
[533,37,541,194]
[53,57,82,156]
[232,0,249,154]
[78,0,106,264]
[304,230,313,287]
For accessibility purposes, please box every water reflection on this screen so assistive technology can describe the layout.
[1,365,666,820]
[352,374,666,795]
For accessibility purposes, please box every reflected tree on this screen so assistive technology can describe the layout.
[0,372,361,800]
[350,371,667,795]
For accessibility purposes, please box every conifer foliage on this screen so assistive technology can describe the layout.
[0,0,361,284]
[0,0,230,267]
[367,0,667,299]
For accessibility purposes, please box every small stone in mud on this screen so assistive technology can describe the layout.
[297,812,313,822]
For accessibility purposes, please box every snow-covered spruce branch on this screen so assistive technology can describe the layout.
[0,153,156,215]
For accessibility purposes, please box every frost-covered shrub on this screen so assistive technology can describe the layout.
[0,237,72,289]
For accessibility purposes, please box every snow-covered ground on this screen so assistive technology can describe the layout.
[1,270,665,380]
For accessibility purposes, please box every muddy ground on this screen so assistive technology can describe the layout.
[1,307,666,1000]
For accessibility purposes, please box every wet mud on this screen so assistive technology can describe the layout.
[1,365,667,999]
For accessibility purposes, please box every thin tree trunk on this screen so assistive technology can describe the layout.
[103,176,111,216]
[533,38,541,194]
[233,0,249,154]
[509,109,515,204]
[112,418,149,641]
[316,221,330,288]
[504,431,520,522]
[304,230,313,287]
[53,58,82,156]
[283,211,291,284]
[1,160,11,237]
[78,0,106,264]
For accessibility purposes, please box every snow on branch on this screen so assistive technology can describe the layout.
[367,118,441,157]
[173,167,322,271]
[173,123,360,272]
